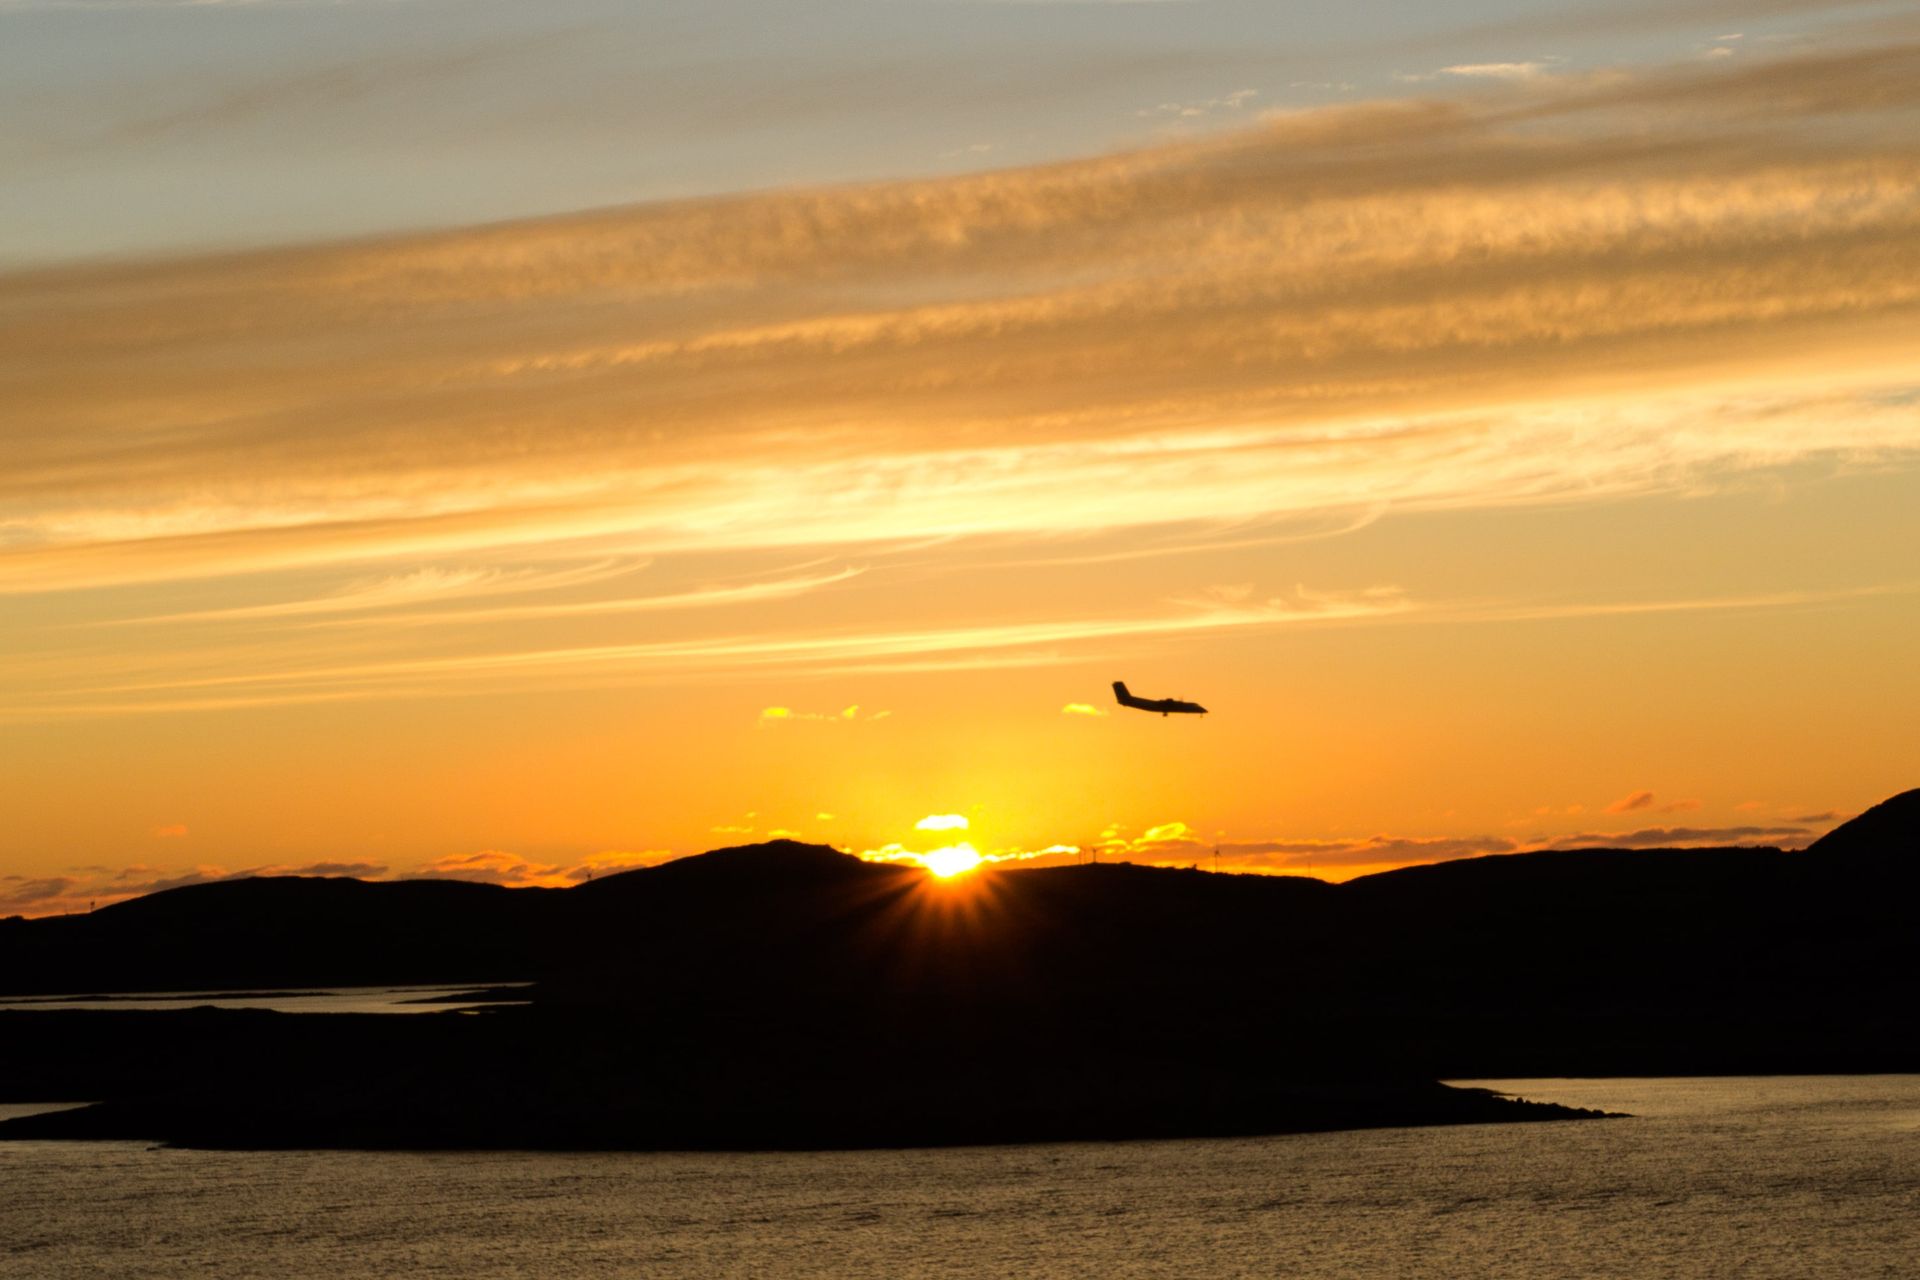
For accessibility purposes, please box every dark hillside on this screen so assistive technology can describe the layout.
[0,876,554,994]
[2,792,1916,1149]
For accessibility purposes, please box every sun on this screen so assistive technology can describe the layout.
[923,842,984,878]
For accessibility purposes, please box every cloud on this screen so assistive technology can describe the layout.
[1035,821,1521,874]
[565,849,678,881]
[3,39,1919,716]
[1398,61,1559,84]
[1210,833,1520,870]
[306,565,858,633]
[0,876,80,916]
[870,820,1542,878]
[111,867,234,896]
[276,861,387,877]
[1061,702,1108,716]
[759,702,891,725]
[0,862,246,916]
[9,587,1415,719]
[1442,62,1556,80]
[12,24,584,161]
[11,42,1920,587]
[1540,824,1811,850]
[915,814,970,832]
[858,840,977,874]
[1450,0,1877,44]
[119,560,641,627]
[1607,790,1657,813]
[0,849,663,917]
[1140,89,1259,118]
[409,850,573,888]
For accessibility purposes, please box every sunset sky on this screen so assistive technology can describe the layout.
[4,0,1918,915]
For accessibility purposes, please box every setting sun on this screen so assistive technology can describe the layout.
[923,843,984,879]
[0,1,1914,917]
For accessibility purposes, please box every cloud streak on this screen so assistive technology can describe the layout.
[0,39,1916,715]
[6,47,1917,583]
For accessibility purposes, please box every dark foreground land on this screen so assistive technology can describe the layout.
[2,789,1914,1150]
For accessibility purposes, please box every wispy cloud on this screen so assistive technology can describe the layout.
[1139,88,1259,118]
[316,566,864,631]
[1,38,1917,718]
[1538,823,1811,850]
[0,857,393,917]
[117,560,639,626]
[409,847,682,888]
[760,702,887,724]
[1597,791,1703,816]
[1448,0,1887,44]
[8,589,1411,717]
[1397,60,1561,83]
[8,42,1918,592]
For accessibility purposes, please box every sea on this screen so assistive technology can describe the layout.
[2,1076,1914,1278]
[0,984,529,1015]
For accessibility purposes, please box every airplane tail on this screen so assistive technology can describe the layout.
[1112,680,1130,702]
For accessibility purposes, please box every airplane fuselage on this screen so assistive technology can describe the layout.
[1112,680,1207,716]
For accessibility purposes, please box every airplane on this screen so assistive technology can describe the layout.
[1112,680,1207,717]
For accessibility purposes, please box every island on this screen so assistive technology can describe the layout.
[2,789,1913,1150]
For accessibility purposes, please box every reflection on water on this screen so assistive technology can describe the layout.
[0,1103,89,1124]
[0,984,529,1015]
[2,1077,1915,1278]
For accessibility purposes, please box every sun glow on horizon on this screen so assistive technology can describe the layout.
[0,23,1914,918]
[922,842,985,878]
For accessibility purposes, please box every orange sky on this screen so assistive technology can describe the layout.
[4,26,1919,916]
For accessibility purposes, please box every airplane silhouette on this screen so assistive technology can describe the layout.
[1112,680,1207,716]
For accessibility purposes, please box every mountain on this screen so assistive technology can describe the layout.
[1806,788,1920,867]
[2,794,1915,1149]
[0,875,555,994]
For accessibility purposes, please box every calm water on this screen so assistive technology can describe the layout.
[3,1077,1915,1278]
[0,984,529,1015]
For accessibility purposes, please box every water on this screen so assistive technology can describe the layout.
[3,1077,1914,1278]
[0,984,529,1015]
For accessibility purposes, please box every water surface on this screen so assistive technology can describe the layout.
[4,1077,1914,1277]
[0,984,528,1015]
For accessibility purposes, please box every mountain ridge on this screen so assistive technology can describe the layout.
[1,792,1912,1149]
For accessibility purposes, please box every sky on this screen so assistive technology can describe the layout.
[3,0,1918,915]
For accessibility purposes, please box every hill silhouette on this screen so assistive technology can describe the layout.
[1805,788,1919,866]
[0,875,553,994]
[3,796,1916,1148]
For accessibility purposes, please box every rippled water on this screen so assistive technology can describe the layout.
[4,1077,1915,1277]
[0,984,528,1015]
